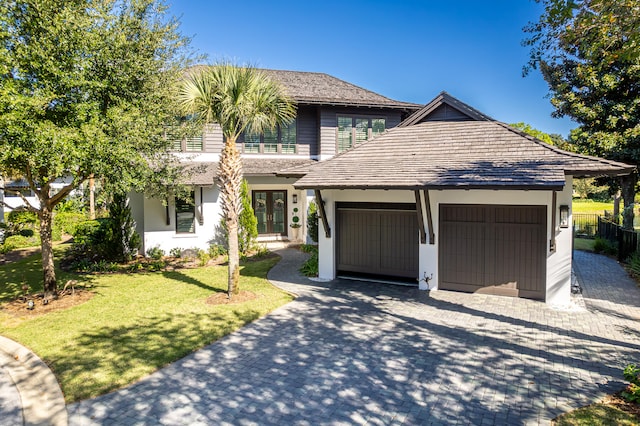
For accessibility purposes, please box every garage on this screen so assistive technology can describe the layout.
[439,204,547,300]
[336,202,418,281]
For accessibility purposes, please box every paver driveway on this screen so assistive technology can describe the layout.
[68,249,640,425]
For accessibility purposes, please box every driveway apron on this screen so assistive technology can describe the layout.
[67,248,640,425]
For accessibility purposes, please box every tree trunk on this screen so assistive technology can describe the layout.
[218,136,243,298]
[39,206,57,299]
[89,175,96,220]
[621,174,637,230]
[226,217,240,296]
[613,189,622,223]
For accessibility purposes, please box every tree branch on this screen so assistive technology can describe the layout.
[0,187,39,212]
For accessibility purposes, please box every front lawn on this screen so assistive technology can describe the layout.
[0,252,292,402]
[572,200,614,215]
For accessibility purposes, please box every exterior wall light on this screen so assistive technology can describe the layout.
[292,194,298,204]
[559,205,569,228]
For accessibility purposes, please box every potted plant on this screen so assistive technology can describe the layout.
[290,207,302,240]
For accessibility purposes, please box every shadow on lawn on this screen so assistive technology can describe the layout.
[54,309,261,402]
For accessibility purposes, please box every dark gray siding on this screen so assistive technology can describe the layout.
[203,123,223,153]
[295,106,317,157]
[421,104,472,122]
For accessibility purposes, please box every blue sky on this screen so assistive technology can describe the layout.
[168,0,576,138]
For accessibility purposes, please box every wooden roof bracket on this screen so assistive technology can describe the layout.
[414,190,427,244]
[423,190,435,245]
[315,189,331,238]
[550,191,557,252]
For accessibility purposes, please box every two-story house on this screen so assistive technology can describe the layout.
[130,69,634,305]
[129,70,420,253]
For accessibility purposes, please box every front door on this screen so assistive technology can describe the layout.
[253,190,287,235]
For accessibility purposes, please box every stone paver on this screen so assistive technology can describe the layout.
[67,248,640,425]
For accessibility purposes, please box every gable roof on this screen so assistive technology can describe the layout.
[291,94,634,191]
[399,91,493,126]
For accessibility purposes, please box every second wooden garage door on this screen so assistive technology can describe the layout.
[336,203,418,280]
[439,204,547,300]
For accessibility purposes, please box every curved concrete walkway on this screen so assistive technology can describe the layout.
[0,335,67,426]
[63,247,640,425]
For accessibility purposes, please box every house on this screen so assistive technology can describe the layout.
[131,70,634,305]
[291,92,634,305]
[129,70,420,253]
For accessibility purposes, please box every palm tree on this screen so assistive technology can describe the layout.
[179,64,296,297]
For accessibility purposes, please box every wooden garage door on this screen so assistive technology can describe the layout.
[439,205,546,300]
[337,203,418,280]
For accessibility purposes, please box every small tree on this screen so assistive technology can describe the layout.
[107,193,141,263]
[307,201,318,243]
[238,180,258,255]
[0,0,191,298]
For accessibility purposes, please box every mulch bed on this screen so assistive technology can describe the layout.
[603,392,640,417]
[205,290,257,305]
[2,288,94,318]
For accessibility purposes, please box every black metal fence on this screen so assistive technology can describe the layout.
[597,216,639,261]
[573,213,600,238]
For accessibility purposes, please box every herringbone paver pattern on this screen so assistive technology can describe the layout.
[67,248,640,425]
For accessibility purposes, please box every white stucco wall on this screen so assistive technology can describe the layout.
[140,186,223,254]
[133,177,311,254]
[317,183,574,305]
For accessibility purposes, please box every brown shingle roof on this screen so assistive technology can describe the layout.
[261,69,420,110]
[292,121,634,190]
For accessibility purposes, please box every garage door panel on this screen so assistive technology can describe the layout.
[379,212,418,277]
[337,205,418,279]
[440,205,546,300]
[337,210,378,273]
[440,222,485,286]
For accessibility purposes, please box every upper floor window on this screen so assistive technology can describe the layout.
[175,190,195,233]
[337,116,386,152]
[242,119,296,154]
[166,124,203,152]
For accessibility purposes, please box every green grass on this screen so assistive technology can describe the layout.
[0,252,292,402]
[554,403,640,425]
[572,200,614,215]
[573,238,595,252]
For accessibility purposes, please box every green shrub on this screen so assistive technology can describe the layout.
[208,243,227,258]
[7,210,37,227]
[627,252,640,276]
[3,234,38,250]
[146,246,164,260]
[19,228,34,237]
[53,211,87,235]
[169,247,183,258]
[238,179,258,255]
[68,194,140,263]
[593,237,617,255]
[622,364,640,403]
[307,201,318,243]
[299,245,318,277]
[196,248,209,266]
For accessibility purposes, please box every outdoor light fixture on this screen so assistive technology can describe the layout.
[292,194,298,204]
[559,205,569,228]
[27,300,34,310]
